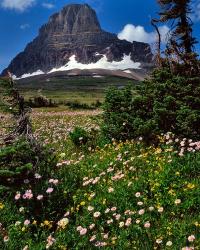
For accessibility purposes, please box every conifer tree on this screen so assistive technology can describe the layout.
[154,0,199,76]
[0,72,34,144]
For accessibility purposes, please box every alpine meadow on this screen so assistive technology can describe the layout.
[0,1,200,250]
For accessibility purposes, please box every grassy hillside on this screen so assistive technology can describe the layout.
[16,76,137,104]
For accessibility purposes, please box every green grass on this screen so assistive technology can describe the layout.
[21,90,105,104]
[16,75,137,104]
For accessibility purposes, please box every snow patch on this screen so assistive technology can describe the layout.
[13,70,44,80]
[123,70,132,74]
[14,54,141,79]
[93,75,104,78]
[49,54,141,73]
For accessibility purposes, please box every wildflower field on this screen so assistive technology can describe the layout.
[0,110,199,250]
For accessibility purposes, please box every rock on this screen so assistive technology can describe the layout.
[1,4,153,77]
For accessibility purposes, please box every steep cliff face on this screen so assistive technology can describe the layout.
[2,4,153,77]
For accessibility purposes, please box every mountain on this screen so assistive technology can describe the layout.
[1,4,154,79]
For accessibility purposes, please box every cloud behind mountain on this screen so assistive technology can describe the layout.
[118,24,170,44]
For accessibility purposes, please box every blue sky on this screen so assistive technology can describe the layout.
[0,0,200,73]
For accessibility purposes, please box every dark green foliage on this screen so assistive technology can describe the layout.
[155,0,200,76]
[102,86,136,141]
[69,127,89,146]
[103,69,200,141]
[27,96,57,108]
[0,138,57,193]
[69,126,106,149]
[65,99,102,110]
[138,68,200,139]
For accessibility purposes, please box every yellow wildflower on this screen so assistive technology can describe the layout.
[102,199,106,205]
[187,183,195,189]
[32,220,37,225]
[0,202,4,209]
[44,220,50,226]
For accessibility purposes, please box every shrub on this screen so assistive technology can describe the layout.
[0,138,57,194]
[69,127,89,146]
[0,137,76,228]
[66,100,102,110]
[103,68,200,141]
[27,96,57,108]
[66,101,95,110]
[102,85,136,141]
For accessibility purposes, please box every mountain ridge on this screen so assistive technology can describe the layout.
[1,4,154,78]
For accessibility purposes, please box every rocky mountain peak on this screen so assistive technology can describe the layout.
[1,4,154,78]
[40,4,101,35]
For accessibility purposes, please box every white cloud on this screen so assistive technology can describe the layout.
[20,23,30,30]
[42,3,55,9]
[118,24,170,44]
[1,0,35,11]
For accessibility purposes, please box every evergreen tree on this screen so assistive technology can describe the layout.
[0,73,34,144]
[155,0,199,76]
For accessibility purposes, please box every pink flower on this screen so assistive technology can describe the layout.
[49,179,59,185]
[93,212,101,218]
[79,228,87,235]
[37,195,43,200]
[107,219,113,224]
[115,214,121,220]
[124,210,131,215]
[90,235,96,242]
[138,209,145,215]
[158,207,164,213]
[23,190,33,200]
[144,221,151,228]
[89,224,95,230]
[76,226,83,231]
[105,208,110,214]
[188,235,195,242]
[46,188,54,194]
[24,220,30,226]
[64,211,70,217]
[46,235,56,249]
[103,233,109,239]
[111,207,117,211]
[125,218,132,227]
[53,179,59,185]
[108,187,114,193]
[15,192,21,200]
[182,247,194,250]
[3,236,9,242]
